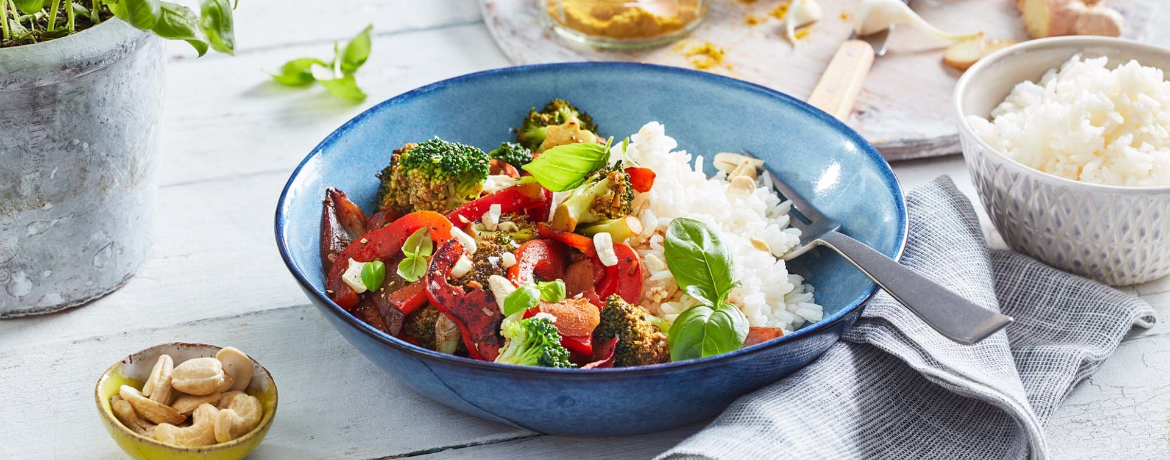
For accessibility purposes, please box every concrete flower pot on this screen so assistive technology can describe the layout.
[0,20,164,317]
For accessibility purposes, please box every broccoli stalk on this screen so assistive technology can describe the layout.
[494,317,576,368]
[517,99,601,153]
[551,165,634,232]
[577,216,644,243]
[377,138,490,214]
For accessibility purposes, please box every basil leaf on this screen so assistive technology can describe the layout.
[341,24,373,74]
[361,260,386,292]
[271,58,326,87]
[199,0,235,55]
[536,280,566,303]
[13,0,45,15]
[397,256,426,283]
[664,218,737,305]
[152,2,209,56]
[310,61,366,102]
[110,0,161,30]
[521,141,611,192]
[503,284,541,317]
[401,227,432,258]
[667,303,748,361]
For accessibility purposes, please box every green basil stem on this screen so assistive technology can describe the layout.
[1,0,11,41]
[90,0,99,22]
[64,0,72,32]
[46,0,58,31]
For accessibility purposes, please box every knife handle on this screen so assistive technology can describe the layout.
[807,39,875,121]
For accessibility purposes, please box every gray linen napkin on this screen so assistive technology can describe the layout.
[658,176,1156,460]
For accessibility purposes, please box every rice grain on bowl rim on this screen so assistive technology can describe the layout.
[614,122,822,333]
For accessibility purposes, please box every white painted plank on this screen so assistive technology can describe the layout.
[412,426,702,459]
[157,22,509,188]
[163,0,482,58]
[0,304,532,459]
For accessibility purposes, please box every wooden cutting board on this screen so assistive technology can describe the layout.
[481,0,1160,161]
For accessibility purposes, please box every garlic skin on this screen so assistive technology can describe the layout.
[854,0,978,40]
[786,0,824,44]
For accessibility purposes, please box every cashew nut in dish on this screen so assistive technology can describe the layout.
[216,372,236,393]
[142,355,173,400]
[214,347,253,392]
[171,357,226,396]
[213,392,263,443]
[110,395,155,435]
[153,403,219,447]
[712,152,764,176]
[170,393,222,416]
[120,385,186,425]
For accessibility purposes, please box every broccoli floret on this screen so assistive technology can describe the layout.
[594,295,670,367]
[516,99,600,153]
[551,164,634,232]
[404,305,441,350]
[472,213,538,247]
[377,138,490,214]
[452,232,512,289]
[494,317,576,368]
[404,305,467,354]
[488,142,534,169]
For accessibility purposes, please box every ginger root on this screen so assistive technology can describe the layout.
[943,38,1019,71]
[1018,0,1124,38]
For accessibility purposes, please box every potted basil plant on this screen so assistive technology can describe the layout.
[0,0,236,317]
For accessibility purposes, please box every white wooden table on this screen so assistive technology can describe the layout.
[2,1,1168,458]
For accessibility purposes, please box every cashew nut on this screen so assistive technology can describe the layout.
[216,372,235,393]
[153,403,219,447]
[110,395,155,435]
[171,357,225,396]
[214,347,253,392]
[216,390,246,409]
[120,385,186,425]
[712,152,764,176]
[170,393,222,416]
[142,355,173,399]
[213,392,263,443]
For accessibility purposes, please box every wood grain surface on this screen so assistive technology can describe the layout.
[483,0,1161,160]
[1,1,1168,458]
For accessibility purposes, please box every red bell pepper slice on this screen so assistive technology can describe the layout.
[742,326,785,348]
[366,209,399,230]
[425,239,505,361]
[445,181,550,225]
[582,337,618,369]
[387,281,428,316]
[507,239,569,286]
[625,167,656,193]
[595,243,644,304]
[524,191,553,222]
[561,335,593,357]
[537,223,596,256]
[321,188,369,271]
[326,211,454,311]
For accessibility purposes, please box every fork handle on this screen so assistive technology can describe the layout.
[807,39,875,121]
[816,231,1013,344]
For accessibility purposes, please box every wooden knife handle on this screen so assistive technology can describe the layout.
[807,39,876,121]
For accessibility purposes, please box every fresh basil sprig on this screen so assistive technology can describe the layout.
[536,280,566,303]
[503,280,565,317]
[521,137,613,191]
[396,227,433,282]
[503,284,541,317]
[360,260,386,292]
[663,218,748,361]
[272,24,372,102]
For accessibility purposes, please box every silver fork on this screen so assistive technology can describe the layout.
[742,150,1013,345]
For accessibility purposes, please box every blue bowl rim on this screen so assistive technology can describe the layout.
[275,61,908,376]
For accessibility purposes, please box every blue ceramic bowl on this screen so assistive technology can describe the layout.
[275,63,906,436]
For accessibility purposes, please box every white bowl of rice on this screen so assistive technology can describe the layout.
[955,37,1170,286]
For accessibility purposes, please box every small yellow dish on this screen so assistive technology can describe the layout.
[95,342,278,460]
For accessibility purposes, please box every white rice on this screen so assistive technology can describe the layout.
[612,122,822,332]
[968,55,1170,187]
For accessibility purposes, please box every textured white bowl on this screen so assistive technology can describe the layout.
[955,37,1170,286]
